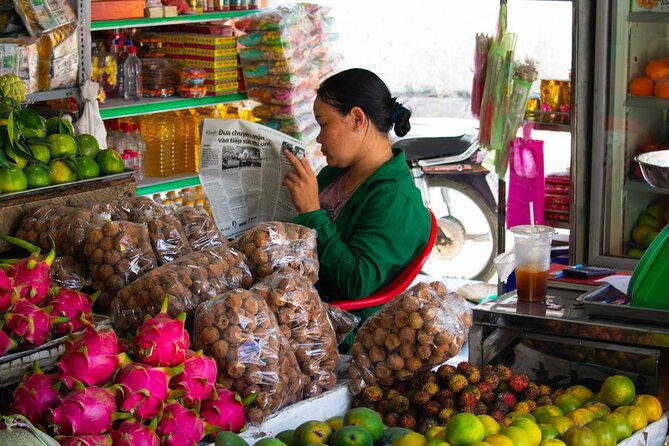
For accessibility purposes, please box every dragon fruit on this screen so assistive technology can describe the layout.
[109,419,160,446]
[48,385,119,436]
[0,269,12,312]
[4,299,58,347]
[115,362,183,420]
[10,362,61,427]
[55,434,113,446]
[200,386,246,433]
[133,298,190,367]
[157,400,206,446]
[2,236,55,306]
[49,288,99,337]
[57,325,126,389]
[0,321,17,355]
[171,350,217,407]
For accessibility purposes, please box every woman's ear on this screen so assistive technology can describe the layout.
[350,107,365,130]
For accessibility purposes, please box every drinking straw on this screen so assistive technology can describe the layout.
[530,201,535,232]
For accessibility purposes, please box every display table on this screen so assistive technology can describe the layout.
[469,288,669,408]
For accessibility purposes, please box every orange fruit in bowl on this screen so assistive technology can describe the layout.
[646,59,669,81]
[629,76,654,96]
[632,394,663,423]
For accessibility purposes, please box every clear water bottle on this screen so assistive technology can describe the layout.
[118,122,133,153]
[106,120,120,150]
[123,46,142,101]
[131,123,146,180]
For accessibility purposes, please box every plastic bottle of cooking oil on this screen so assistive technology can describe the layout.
[141,114,158,177]
[172,196,183,212]
[159,112,176,176]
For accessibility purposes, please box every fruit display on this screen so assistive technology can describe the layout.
[174,205,229,251]
[0,76,125,195]
[627,197,669,258]
[348,282,472,394]
[7,299,246,446]
[0,236,98,355]
[629,57,669,98]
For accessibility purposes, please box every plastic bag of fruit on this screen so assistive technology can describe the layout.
[49,255,91,290]
[322,302,361,346]
[193,288,303,425]
[174,205,227,251]
[111,245,253,335]
[348,281,472,394]
[136,213,192,265]
[252,269,338,398]
[230,221,318,284]
[91,196,165,222]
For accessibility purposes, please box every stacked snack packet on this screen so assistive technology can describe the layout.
[234,3,340,168]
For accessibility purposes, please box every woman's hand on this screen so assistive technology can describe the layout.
[283,149,320,214]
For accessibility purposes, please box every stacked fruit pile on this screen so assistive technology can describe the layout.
[0,73,125,195]
[0,237,98,355]
[351,362,553,434]
[628,198,669,258]
[9,298,246,445]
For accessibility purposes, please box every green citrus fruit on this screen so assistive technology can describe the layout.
[539,440,567,446]
[95,149,125,175]
[275,430,294,446]
[537,424,560,442]
[376,428,413,446]
[599,375,635,408]
[469,442,493,446]
[28,143,51,164]
[325,416,343,432]
[484,434,514,446]
[342,407,384,442]
[75,155,100,179]
[554,394,582,414]
[46,116,75,136]
[5,145,28,169]
[584,421,616,446]
[214,431,250,446]
[330,426,373,446]
[391,432,426,446]
[23,164,51,189]
[48,159,77,185]
[478,415,501,437]
[293,421,332,446]
[424,438,450,446]
[445,413,486,446]
[47,133,78,158]
[0,167,27,192]
[560,426,598,446]
[75,133,100,158]
[604,412,633,442]
[499,426,531,446]
[548,416,575,435]
[613,405,647,432]
[582,402,611,420]
[510,417,542,446]
[565,386,594,405]
[567,408,596,427]
[532,406,565,424]
[632,394,663,423]
[506,412,536,423]
[255,439,287,446]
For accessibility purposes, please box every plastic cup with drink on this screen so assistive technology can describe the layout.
[511,224,554,302]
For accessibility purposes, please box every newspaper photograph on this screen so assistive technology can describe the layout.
[199,118,305,238]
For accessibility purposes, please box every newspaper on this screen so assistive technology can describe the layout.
[199,118,306,239]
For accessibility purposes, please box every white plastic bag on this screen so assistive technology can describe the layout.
[74,80,107,148]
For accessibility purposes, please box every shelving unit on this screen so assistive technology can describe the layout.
[90,10,255,30]
[99,93,247,119]
[136,173,201,196]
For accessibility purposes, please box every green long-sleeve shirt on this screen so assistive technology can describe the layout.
[293,148,431,308]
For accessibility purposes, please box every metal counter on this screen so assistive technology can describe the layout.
[469,288,669,404]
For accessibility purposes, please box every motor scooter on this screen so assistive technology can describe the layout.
[394,126,498,281]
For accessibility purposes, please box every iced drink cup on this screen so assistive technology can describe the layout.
[511,225,555,302]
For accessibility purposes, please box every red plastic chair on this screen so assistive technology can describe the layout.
[329,210,438,311]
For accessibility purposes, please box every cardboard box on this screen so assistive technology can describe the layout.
[91,0,144,21]
[205,69,238,81]
[184,57,237,69]
[184,46,237,58]
[185,34,236,48]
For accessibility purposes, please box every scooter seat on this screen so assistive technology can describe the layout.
[395,133,478,162]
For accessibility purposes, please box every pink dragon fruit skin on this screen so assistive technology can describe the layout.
[57,325,125,389]
[200,386,246,433]
[54,434,113,446]
[49,288,99,337]
[48,386,118,436]
[9,243,56,307]
[157,400,205,446]
[0,268,12,312]
[133,299,190,367]
[0,321,18,355]
[115,362,182,420]
[109,419,160,446]
[4,299,55,347]
[10,363,61,427]
[171,350,217,407]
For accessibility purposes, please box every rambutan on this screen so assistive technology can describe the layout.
[437,364,457,383]
[473,402,488,415]
[507,374,530,394]
[448,374,468,393]
[458,392,478,410]
[495,364,513,381]
[384,412,400,427]
[496,391,517,409]
[521,382,539,401]
[399,413,416,430]
[422,401,441,418]
[490,409,505,423]
[422,381,440,397]
[411,390,430,407]
[464,367,481,384]
[438,407,456,424]
[457,361,473,374]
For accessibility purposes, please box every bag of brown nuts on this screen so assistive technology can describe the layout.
[230,222,319,284]
[136,214,193,265]
[348,281,473,394]
[49,255,91,291]
[90,196,165,222]
[322,302,361,345]
[82,220,159,311]
[193,288,303,425]
[111,245,254,335]
[14,206,105,258]
[252,270,339,398]
[174,205,227,251]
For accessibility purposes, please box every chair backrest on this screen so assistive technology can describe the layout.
[329,209,437,311]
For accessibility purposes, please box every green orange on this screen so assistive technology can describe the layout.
[0,167,27,193]
[632,394,663,423]
[444,413,485,446]
[564,385,594,405]
[567,409,596,427]
[499,426,531,446]
[46,133,77,158]
[554,394,582,414]
[75,133,100,158]
[510,417,542,446]
[560,426,597,446]
[613,405,647,432]
[532,406,564,424]
[537,424,560,442]
[582,402,611,420]
[342,408,384,442]
[478,415,501,437]
[48,159,77,185]
[584,421,616,446]
[75,155,100,179]
[548,416,575,435]
[391,432,426,446]
[23,164,51,189]
[330,426,373,446]
[95,148,125,175]
[292,421,332,446]
[484,434,514,446]
[599,375,635,408]
[604,412,633,442]
[539,440,567,446]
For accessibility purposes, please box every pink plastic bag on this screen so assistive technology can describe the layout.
[507,122,545,229]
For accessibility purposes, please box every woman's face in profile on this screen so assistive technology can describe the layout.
[313,96,358,168]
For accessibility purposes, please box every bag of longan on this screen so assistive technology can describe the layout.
[230,221,318,284]
[49,255,91,291]
[91,196,165,222]
[348,281,472,394]
[252,269,338,398]
[322,302,361,346]
[111,245,253,334]
[193,288,303,425]
[137,213,193,265]
[174,205,228,251]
